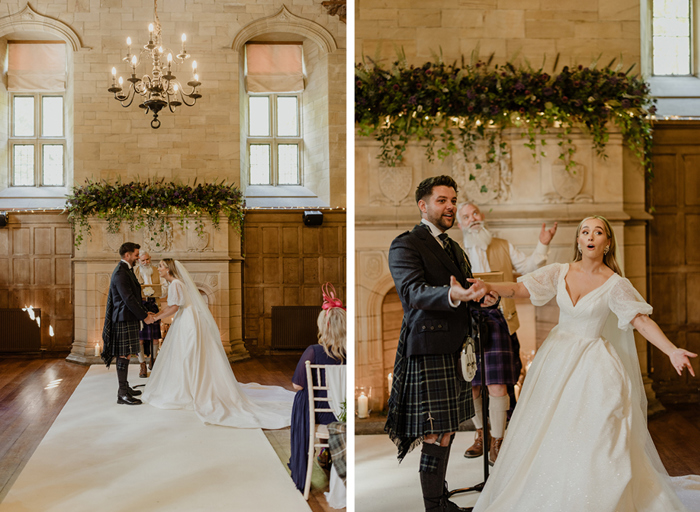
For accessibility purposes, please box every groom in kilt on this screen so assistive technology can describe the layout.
[102,242,155,405]
[386,176,496,512]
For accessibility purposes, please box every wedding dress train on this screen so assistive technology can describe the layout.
[142,261,294,429]
[473,263,700,512]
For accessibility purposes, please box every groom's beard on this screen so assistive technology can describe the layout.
[461,222,493,251]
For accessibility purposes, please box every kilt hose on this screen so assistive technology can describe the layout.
[473,308,522,386]
[386,323,474,462]
[112,320,141,357]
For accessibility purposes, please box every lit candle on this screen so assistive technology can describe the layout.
[167,53,172,72]
[94,342,100,357]
[192,60,197,77]
[126,36,131,55]
[131,55,137,72]
[118,76,123,87]
[148,23,154,43]
[111,67,117,85]
[357,392,369,419]
[181,33,186,53]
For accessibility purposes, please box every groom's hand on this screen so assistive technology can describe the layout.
[450,276,487,303]
[144,312,155,324]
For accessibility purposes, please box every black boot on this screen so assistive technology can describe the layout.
[420,441,471,512]
[116,358,142,405]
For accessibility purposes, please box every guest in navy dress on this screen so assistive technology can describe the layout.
[289,283,346,493]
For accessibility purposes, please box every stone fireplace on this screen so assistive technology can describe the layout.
[67,216,246,364]
[355,127,653,413]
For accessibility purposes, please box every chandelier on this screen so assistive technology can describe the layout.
[108,0,201,129]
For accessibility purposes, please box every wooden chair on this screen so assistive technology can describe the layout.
[303,361,336,500]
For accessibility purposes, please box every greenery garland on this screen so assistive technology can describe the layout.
[356,52,656,174]
[65,178,245,248]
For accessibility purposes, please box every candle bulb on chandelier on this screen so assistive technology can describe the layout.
[111,67,117,86]
[181,33,186,53]
[148,23,154,43]
[126,36,132,56]
[167,53,172,73]
[118,76,123,86]
[131,55,137,73]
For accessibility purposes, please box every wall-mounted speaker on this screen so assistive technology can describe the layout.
[302,210,323,227]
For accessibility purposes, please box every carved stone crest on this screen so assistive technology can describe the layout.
[142,220,173,252]
[104,232,123,253]
[188,230,212,252]
[97,274,111,294]
[543,162,592,204]
[376,166,413,206]
[452,150,512,204]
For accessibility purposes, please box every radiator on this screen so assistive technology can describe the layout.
[0,308,42,352]
[271,306,323,350]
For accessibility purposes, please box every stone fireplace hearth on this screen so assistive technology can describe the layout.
[356,127,654,413]
[67,216,246,365]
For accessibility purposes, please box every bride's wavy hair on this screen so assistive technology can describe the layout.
[572,216,623,275]
[317,308,346,362]
[160,258,181,279]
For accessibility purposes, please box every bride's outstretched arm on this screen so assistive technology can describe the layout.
[462,278,531,301]
[631,314,697,376]
[154,304,179,321]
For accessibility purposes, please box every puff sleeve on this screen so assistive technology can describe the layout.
[608,278,653,330]
[517,263,562,306]
[167,279,186,307]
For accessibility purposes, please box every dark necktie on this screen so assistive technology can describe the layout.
[438,233,459,268]
[438,232,472,278]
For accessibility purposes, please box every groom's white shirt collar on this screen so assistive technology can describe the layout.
[120,259,132,270]
[421,219,446,244]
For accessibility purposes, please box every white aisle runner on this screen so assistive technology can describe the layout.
[0,365,310,512]
[356,433,484,512]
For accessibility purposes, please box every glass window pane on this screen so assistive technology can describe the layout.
[42,97,64,137]
[249,96,270,136]
[13,145,35,186]
[14,97,35,137]
[250,144,271,185]
[42,145,64,186]
[277,97,298,137]
[278,144,299,185]
[652,0,692,75]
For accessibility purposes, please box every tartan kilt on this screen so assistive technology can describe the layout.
[397,352,473,437]
[139,321,161,341]
[473,308,522,386]
[112,321,141,356]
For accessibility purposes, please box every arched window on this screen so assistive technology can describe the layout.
[0,4,86,209]
[233,7,340,208]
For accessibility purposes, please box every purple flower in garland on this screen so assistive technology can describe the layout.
[409,95,417,105]
[543,87,554,96]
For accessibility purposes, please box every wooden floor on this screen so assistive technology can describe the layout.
[0,355,340,512]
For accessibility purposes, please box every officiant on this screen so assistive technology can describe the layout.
[136,251,162,377]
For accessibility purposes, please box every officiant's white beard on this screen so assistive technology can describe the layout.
[461,221,493,251]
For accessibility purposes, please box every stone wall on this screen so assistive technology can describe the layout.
[243,209,346,351]
[356,0,640,69]
[0,1,346,207]
[0,212,73,353]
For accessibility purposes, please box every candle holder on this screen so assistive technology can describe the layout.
[355,386,372,419]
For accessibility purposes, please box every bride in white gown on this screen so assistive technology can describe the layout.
[460,216,700,512]
[142,259,294,429]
